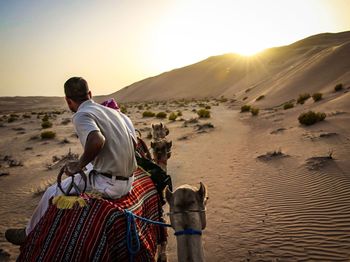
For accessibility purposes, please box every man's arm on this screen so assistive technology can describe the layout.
[65,130,105,175]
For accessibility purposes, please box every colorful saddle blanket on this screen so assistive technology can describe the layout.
[18,168,167,262]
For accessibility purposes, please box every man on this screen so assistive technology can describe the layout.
[5,77,137,245]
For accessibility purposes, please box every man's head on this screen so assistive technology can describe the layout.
[64,77,91,112]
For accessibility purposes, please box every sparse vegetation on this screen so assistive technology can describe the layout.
[22,114,31,119]
[61,118,71,125]
[283,102,294,110]
[297,93,311,104]
[7,116,17,123]
[142,111,155,117]
[156,112,167,119]
[312,92,323,102]
[250,107,259,116]
[197,109,211,118]
[205,105,211,109]
[243,96,248,101]
[219,96,228,102]
[42,114,50,122]
[120,106,127,114]
[240,105,251,112]
[168,112,177,121]
[41,120,53,129]
[177,110,183,116]
[41,131,56,139]
[256,95,265,101]
[298,111,326,126]
[334,83,343,92]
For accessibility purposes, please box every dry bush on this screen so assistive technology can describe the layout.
[298,111,326,126]
[250,107,259,116]
[41,120,53,129]
[156,112,167,119]
[283,102,294,110]
[197,109,210,118]
[41,131,56,139]
[297,93,311,104]
[240,105,251,112]
[168,112,177,121]
[142,111,155,117]
[312,93,323,102]
[334,83,343,92]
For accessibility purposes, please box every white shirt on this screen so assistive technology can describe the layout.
[73,100,137,178]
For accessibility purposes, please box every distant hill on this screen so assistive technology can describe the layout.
[111,31,350,107]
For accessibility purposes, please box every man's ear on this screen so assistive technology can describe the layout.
[88,91,92,99]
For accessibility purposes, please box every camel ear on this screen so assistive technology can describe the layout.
[198,182,208,204]
[152,124,154,129]
[160,122,163,127]
[164,185,173,204]
[167,141,172,149]
[150,141,155,148]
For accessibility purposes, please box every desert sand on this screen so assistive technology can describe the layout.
[1,31,350,261]
[0,87,350,261]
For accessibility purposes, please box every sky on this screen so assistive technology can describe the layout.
[0,0,350,97]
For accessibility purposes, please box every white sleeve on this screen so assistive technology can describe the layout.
[72,112,100,147]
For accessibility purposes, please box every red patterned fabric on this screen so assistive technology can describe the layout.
[18,168,167,262]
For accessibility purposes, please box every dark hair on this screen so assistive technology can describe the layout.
[64,77,89,102]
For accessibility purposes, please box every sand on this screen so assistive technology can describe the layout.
[0,91,349,261]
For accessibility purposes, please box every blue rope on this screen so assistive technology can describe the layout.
[124,209,171,261]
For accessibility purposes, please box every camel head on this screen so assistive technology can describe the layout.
[152,122,169,140]
[151,139,172,170]
[165,182,208,232]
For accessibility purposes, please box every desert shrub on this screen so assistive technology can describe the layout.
[256,95,265,101]
[142,111,155,117]
[137,105,144,110]
[312,93,323,102]
[283,102,294,110]
[297,93,311,104]
[42,114,49,122]
[22,114,31,119]
[250,107,259,116]
[168,112,177,121]
[61,118,71,125]
[41,131,56,139]
[7,116,17,123]
[334,83,343,92]
[205,105,211,109]
[219,96,228,102]
[298,111,326,126]
[156,112,167,119]
[243,96,248,101]
[120,106,127,114]
[197,109,211,118]
[41,120,53,129]
[177,110,183,116]
[240,105,251,112]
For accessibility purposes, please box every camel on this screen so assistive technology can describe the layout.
[151,139,172,172]
[165,183,208,262]
[152,122,169,140]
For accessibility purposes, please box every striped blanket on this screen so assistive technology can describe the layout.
[18,168,167,262]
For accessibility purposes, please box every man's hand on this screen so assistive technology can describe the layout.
[64,160,82,176]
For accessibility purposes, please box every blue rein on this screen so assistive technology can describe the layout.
[124,209,202,260]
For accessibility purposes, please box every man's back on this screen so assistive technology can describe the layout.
[73,100,137,177]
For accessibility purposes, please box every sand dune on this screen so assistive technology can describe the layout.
[112,31,350,107]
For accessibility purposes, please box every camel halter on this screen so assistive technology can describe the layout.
[167,209,206,236]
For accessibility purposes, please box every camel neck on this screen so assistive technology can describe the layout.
[176,235,204,262]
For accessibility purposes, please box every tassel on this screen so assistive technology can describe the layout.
[53,196,87,209]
